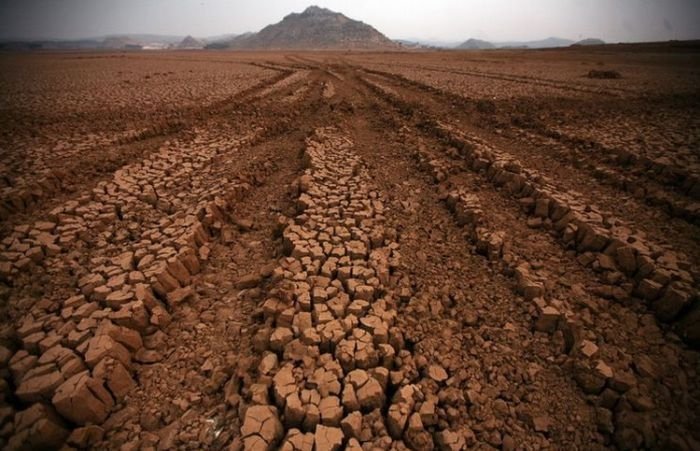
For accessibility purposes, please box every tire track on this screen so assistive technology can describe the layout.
[360,67,700,226]
[238,127,467,450]
[0,62,301,235]
[333,67,700,448]
[358,68,700,297]
[0,68,327,450]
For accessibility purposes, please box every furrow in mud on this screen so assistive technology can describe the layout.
[407,129,700,448]
[0,63,302,233]
[358,65,700,228]
[237,127,467,450]
[357,72,700,333]
[0,70,325,449]
[337,66,700,449]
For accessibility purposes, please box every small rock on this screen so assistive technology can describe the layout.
[427,365,448,384]
[532,415,552,433]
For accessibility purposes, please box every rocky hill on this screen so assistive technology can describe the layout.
[457,38,495,50]
[454,36,575,50]
[101,36,139,49]
[228,6,398,50]
[572,38,606,46]
[178,35,204,49]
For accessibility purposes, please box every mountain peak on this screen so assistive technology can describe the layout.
[301,5,334,16]
[178,35,204,49]
[458,38,495,50]
[229,5,397,50]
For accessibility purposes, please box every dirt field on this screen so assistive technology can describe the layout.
[0,46,699,450]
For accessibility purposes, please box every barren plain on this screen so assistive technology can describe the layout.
[0,45,699,450]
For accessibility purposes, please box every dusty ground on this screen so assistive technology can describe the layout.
[0,46,699,451]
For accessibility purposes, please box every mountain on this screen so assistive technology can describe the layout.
[205,32,251,49]
[228,6,398,50]
[0,39,102,50]
[572,38,605,46]
[495,37,574,49]
[396,38,463,49]
[394,39,442,49]
[457,38,495,49]
[178,35,204,49]
[105,34,184,44]
[101,34,186,49]
[394,40,423,48]
[0,34,192,50]
[102,36,141,49]
[203,33,240,43]
[451,36,575,50]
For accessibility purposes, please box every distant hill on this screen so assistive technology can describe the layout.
[203,33,240,44]
[0,39,102,50]
[453,36,574,50]
[102,36,141,49]
[101,34,186,49]
[397,38,463,48]
[394,40,424,49]
[495,37,574,49]
[104,34,184,44]
[0,34,188,50]
[394,39,445,49]
[178,35,204,49]
[572,38,606,46]
[227,6,398,50]
[457,38,495,50]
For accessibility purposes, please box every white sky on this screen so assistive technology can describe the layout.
[1,0,699,43]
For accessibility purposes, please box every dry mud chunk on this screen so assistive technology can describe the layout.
[303,402,322,432]
[314,424,344,451]
[426,365,448,384]
[574,363,607,395]
[167,256,191,285]
[388,401,412,439]
[280,428,315,451]
[420,399,438,427]
[340,411,362,439]
[251,383,271,405]
[405,412,433,450]
[259,353,279,375]
[319,396,343,426]
[166,285,195,304]
[241,405,284,450]
[84,334,132,369]
[435,429,466,451]
[345,369,384,411]
[284,392,305,427]
[652,284,692,321]
[52,370,114,425]
[270,327,294,352]
[534,306,561,333]
[341,382,360,411]
[97,321,143,351]
[14,366,64,402]
[67,425,105,448]
[238,272,263,289]
[7,403,69,450]
[93,357,136,401]
[579,340,599,358]
[154,268,180,293]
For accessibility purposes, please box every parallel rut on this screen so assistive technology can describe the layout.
[238,127,463,450]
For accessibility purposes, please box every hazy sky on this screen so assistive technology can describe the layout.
[1,0,699,43]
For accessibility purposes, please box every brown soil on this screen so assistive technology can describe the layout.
[0,46,698,451]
